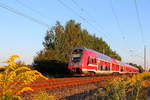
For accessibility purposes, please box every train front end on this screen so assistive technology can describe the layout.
[68,47,84,74]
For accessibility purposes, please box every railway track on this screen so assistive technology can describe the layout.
[0,74,131,92]
[24,75,117,91]
[17,74,132,99]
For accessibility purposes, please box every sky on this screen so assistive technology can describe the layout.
[0,0,149,68]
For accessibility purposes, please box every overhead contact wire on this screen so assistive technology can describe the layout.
[57,0,112,41]
[0,2,49,27]
[134,0,145,44]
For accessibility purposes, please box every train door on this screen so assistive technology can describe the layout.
[116,65,119,71]
[107,63,110,71]
[87,56,97,71]
[112,64,116,71]
[100,61,105,71]
[98,60,101,70]
[120,66,124,72]
[101,61,110,71]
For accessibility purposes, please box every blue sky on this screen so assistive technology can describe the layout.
[0,0,149,68]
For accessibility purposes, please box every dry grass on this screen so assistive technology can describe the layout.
[97,72,150,100]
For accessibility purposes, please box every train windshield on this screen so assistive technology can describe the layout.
[71,49,83,66]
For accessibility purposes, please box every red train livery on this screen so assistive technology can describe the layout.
[68,46,139,75]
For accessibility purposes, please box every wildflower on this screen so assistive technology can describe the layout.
[0,55,47,99]
[102,72,150,100]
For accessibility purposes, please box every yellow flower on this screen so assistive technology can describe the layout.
[0,55,47,99]
[103,72,150,100]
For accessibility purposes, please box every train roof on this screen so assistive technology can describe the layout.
[74,46,114,62]
[125,64,139,69]
[96,52,113,62]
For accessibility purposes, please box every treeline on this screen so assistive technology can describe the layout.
[32,20,121,76]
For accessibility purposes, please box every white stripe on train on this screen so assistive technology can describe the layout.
[81,69,138,74]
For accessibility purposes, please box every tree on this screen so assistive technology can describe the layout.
[33,20,122,76]
[43,27,55,50]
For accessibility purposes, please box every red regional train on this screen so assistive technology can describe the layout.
[68,46,139,75]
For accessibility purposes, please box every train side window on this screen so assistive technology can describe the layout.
[91,58,94,63]
[102,66,106,70]
[101,65,103,70]
[92,58,94,63]
[104,62,108,70]
[98,61,101,70]
[94,58,97,63]
[107,63,110,70]
[106,63,110,71]
[91,57,96,64]
[101,61,107,71]
[121,69,123,72]
[100,61,103,70]
[105,66,108,70]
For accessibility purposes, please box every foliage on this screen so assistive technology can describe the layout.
[0,55,47,100]
[32,60,69,76]
[33,20,121,75]
[42,20,121,62]
[32,91,55,100]
[98,72,150,100]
